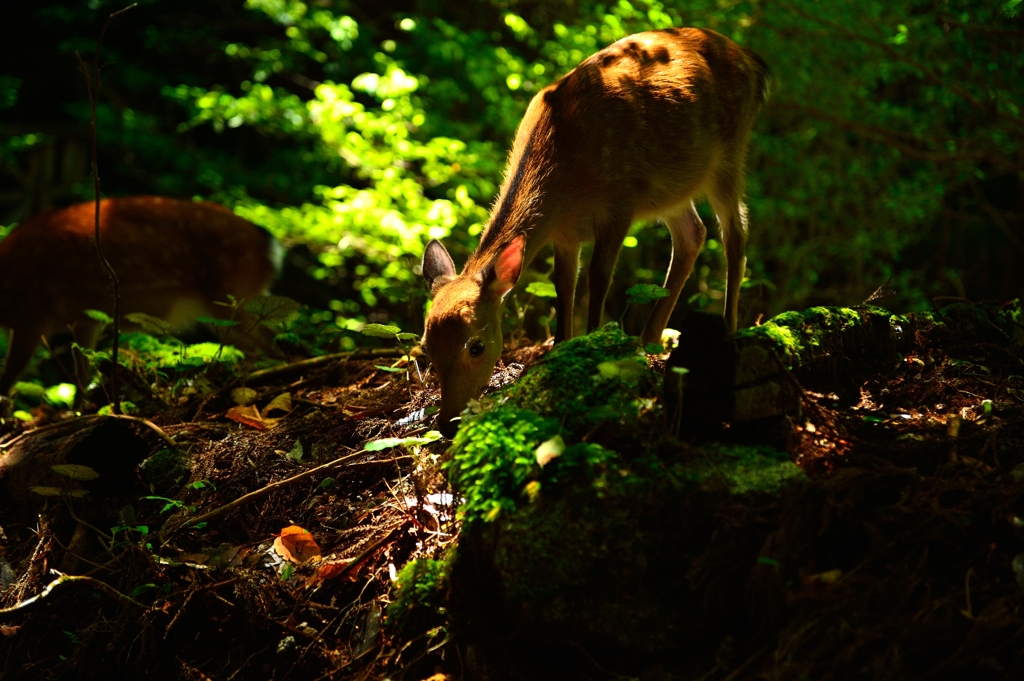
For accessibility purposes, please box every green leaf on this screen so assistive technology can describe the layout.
[44,383,76,409]
[364,430,442,451]
[84,309,113,324]
[625,284,670,305]
[12,381,45,399]
[360,323,402,338]
[196,317,239,327]
[375,365,406,373]
[286,440,304,462]
[644,343,664,354]
[130,583,158,597]
[525,281,557,298]
[245,295,303,326]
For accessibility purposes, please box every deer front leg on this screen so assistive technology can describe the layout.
[552,243,580,342]
[587,216,631,333]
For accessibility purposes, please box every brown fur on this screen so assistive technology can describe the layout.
[0,196,281,394]
[423,28,769,435]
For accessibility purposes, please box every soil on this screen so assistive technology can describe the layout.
[1,301,1023,680]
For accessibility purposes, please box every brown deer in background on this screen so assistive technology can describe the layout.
[0,196,281,395]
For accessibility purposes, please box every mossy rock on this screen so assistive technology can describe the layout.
[447,324,805,657]
[139,447,193,493]
[735,306,913,398]
[501,322,652,428]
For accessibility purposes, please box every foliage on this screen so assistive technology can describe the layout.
[449,406,559,523]
[2,0,1022,348]
[118,332,246,372]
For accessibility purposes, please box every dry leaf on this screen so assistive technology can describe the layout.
[305,559,357,587]
[273,525,321,564]
[535,434,565,467]
[231,387,258,406]
[1,625,20,637]
[805,569,843,584]
[262,392,293,418]
[225,404,272,430]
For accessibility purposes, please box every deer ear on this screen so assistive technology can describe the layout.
[484,234,525,298]
[423,240,456,295]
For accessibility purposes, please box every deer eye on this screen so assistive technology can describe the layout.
[469,340,486,357]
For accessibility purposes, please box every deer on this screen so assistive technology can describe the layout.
[0,196,282,396]
[420,28,769,436]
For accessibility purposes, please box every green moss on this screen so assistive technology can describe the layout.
[504,323,650,426]
[683,444,805,495]
[737,305,907,372]
[139,448,192,492]
[450,324,659,525]
[387,555,451,634]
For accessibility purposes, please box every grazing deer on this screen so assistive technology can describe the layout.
[421,28,769,435]
[0,196,281,395]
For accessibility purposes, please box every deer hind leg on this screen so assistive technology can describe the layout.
[710,173,749,335]
[1,328,42,396]
[641,203,707,345]
[552,242,580,342]
[586,214,632,334]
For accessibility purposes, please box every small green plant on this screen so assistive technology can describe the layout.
[387,556,451,636]
[360,323,420,379]
[143,495,197,514]
[28,464,98,500]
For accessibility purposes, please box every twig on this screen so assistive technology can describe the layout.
[323,521,411,584]
[0,571,162,621]
[247,347,408,383]
[73,3,137,415]
[104,413,177,448]
[720,646,770,681]
[172,450,407,531]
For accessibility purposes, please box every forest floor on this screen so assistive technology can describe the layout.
[1,301,1023,680]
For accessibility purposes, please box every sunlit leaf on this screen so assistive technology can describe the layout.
[273,525,321,564]
[262,392,293,417]
[245,295,303,326]
[84,309,113,324]
[534,434,565,467]
[364,430,441,451]
[360,323,401,338]
[525,281,557,298]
